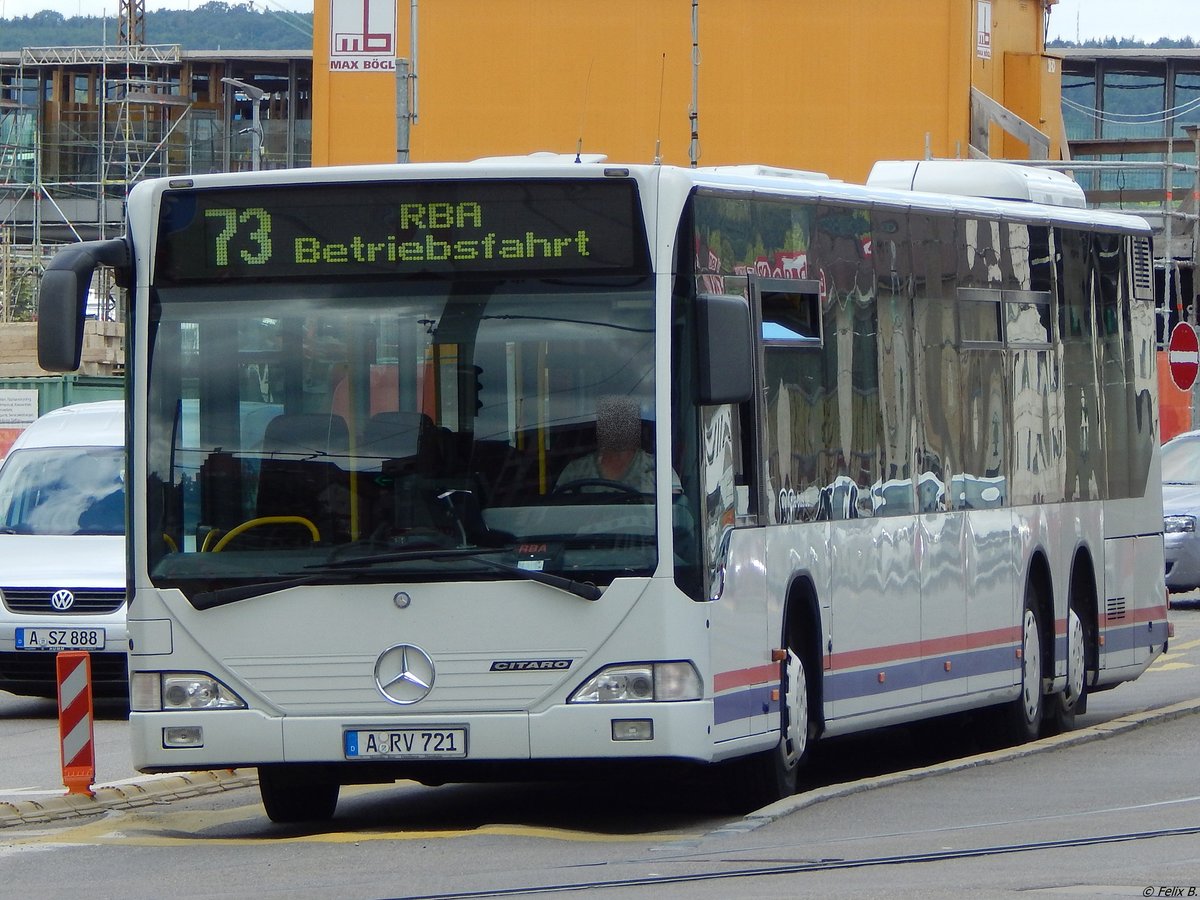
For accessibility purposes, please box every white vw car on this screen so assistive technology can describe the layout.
[0,400,127,700]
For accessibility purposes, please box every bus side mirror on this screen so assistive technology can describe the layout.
[695,293,754,405]
[37,239,129,373]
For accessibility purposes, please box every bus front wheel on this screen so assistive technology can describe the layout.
[258,765,339,824]
[721,641,811,810]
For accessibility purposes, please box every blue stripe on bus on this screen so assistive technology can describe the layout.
[714,684,779,725]
[1100,619,1170,654]
[823,643,1018,703]
[711,617,1168,726]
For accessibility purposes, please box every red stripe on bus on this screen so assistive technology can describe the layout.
[713,602,1166,692]
[1104,603,1168,626]
[830,626,1021,671]
[713,664,779,693]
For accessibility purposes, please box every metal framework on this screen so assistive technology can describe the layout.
[2,44,312,329]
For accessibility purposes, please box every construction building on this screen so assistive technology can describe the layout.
[1,35,311,377]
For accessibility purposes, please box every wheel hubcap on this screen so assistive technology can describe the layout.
[782,650,808,768]
[1021,608,1041,724]
[1063,608,1085,709]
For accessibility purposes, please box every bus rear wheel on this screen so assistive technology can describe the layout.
[1045,605,1088,734]
[258,765,340,824]
[1001,585,1045,745]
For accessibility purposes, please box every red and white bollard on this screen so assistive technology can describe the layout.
[56,651,95,797]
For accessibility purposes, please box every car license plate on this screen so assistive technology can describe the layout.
[345,727,467,759]
[15,627,106,651]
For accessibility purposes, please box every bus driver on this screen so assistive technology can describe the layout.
[556,395,680,494]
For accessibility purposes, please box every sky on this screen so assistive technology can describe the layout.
[0,0,1197,42]
[1047,0,1200,42]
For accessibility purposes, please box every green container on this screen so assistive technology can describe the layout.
[0,374,124,415]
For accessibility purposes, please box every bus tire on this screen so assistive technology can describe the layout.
[1045,604,1089,734]
[1002,582,1045,744]
[258,765,339,824]
[722,640,810,811]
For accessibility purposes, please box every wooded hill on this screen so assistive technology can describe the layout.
[0,2,312,51]
[0,12,1193,55]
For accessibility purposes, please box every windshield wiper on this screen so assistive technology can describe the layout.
[192,574,328,610]
[189,551,477,610]
[191,531,603,610]
[315,546,603,601]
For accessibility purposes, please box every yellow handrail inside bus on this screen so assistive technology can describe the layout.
[209,516,321,552]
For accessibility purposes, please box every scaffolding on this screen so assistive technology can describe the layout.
[0,30,311,379]
[0,61,38,322]
[1008,152,1200,348]
[1,43,199,325]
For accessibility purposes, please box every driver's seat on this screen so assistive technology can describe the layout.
[253,412,350,546]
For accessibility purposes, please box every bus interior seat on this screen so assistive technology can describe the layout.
[360,411,434,469]
[253,412,351,545]
[261,412,349,458]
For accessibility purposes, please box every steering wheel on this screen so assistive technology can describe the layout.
[551,478,643,498]
[208,515,321,552]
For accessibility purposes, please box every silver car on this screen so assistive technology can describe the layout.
[1162,429,1200,592]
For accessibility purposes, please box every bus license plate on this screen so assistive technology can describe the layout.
[345,727,467,759]
[15,627,106,651]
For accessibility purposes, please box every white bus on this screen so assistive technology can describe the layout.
[37,155,1169,822]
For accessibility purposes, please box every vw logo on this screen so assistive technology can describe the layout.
[374,643,435,705]
[50,589,76,611]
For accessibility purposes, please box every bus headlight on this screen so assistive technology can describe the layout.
[568,662,702,703]
[1164,515,1196,534]
[131,671,246,711]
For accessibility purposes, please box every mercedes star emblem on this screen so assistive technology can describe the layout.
[374,643,436,705]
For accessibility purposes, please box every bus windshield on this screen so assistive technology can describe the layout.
[146,277,660,597]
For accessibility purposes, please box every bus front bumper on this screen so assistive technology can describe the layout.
[129,700,746,774]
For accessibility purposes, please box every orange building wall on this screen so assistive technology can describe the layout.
[313,0,1059,181]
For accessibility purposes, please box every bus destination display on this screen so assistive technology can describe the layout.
[155,179,648,283]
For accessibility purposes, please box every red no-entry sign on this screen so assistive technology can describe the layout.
[1169,322,1199,391]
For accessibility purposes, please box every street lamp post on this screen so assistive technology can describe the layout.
[221,77,265,171]
[1183,124,1200,320]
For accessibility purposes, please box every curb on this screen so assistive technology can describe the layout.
[715,696,1200,836]
[0,768,259,828]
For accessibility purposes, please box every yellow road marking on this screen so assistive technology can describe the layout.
[3,787,700,848]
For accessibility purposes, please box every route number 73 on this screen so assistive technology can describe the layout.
[205,207,273,266]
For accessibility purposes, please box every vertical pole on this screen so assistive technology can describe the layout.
[1191,127,1200,326]
[1167,136,1177,319]
[250,100,261,172]
[689,0,699,168]
[56,651,96,797]
[410,0,419,124]
[396,59,410,163]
